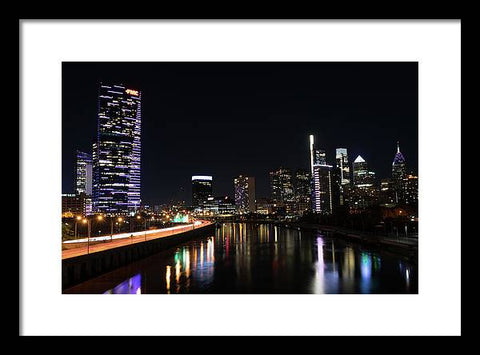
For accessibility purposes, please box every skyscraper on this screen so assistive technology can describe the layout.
[335,148,350,185]
[379,178,396,207]
[309,135,333,214]
[234,175,256,214]
[404,174,418,206]
[75,150,92,195]
[331,167,343,211]
[312,165,333,214]
[314,149,327,166]
[392,141,407,203]
[62,193,85,218]
[334,148,350,209]
[309,135,315,175]
[293,169,311,215]
[192,175,213,208]
[269,167,295,215]
[352,155,370,186]
[351,155,377,209]
[92,83,142,216]
[74,150,93,215]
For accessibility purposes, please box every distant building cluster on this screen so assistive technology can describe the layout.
[190,135,417,219]
[297,135,418,217]
[226,135,417,219]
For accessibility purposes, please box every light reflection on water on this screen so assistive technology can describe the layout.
[104,273,142,294]
[90,223,416,294]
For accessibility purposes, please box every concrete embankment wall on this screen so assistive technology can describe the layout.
[62,224,216,290]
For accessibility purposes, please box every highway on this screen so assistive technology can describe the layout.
[62,220,212,260]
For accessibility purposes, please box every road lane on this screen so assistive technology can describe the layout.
[62,220,212,260]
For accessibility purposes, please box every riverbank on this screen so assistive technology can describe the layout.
[223,219,418,258]
[275,221,418,258]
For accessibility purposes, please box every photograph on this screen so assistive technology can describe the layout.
[61,61,418,295]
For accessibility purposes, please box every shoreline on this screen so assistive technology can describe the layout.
[215,219,418,259]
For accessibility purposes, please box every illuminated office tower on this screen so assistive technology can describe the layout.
[312,164,333,214]
[314,149,327,166]
[331,167,343,210]
[309,134,332,214]
[351,155,377,208]
[309,135,315,174]
[333,148,350,208]
[352,155,368,186]
[62,193,85,218]
[269,167,295,215]
[379,178,396,207]
[92,83,142,216]
[352,155,376,187]
[335,148,350,185]
[192,175,213,208]
[404,174,418,206]
[293,169,311,215]
[75,150,92,215]
[234,175,256,214]
[392,141,407,203]
[75,150,92,195]
[217,196,236,215]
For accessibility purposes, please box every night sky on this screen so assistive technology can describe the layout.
[62,62,418,206]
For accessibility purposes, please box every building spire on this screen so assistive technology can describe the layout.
[397,141,400,154]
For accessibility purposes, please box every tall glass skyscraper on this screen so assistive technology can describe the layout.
[309,135,332,214]
[392,141,406,203]
[75,150,92,195]
[379,178,396,206]
[192,176,213,208]
[334,148,350,208]
[314,149,327,166]
[92,83,142,216]
[269,167,295,215]
[404,174,418,206]
[352,155,377,208]
[234,175,256,214]
[312,165,333,214]
[335,148,350,185]
[352,155,369,186]
[293,169,311,215]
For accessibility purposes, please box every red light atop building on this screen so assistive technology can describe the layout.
[125,89,139,96]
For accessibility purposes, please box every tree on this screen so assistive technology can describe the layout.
[62,222,74,241]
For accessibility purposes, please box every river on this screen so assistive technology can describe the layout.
[63,223,417,294]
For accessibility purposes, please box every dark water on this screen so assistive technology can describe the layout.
[65,223,417,294]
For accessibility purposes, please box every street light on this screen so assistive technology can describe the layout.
[82,218,91,254]
[96,215,104,241]
[82,214,105,253]
[117,217,123,234]
[74,215,82,238]
[110,216,114,242]
[137,214,147,241]
[108,216,124,242]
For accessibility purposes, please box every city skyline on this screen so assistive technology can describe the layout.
[62,62,418,205]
